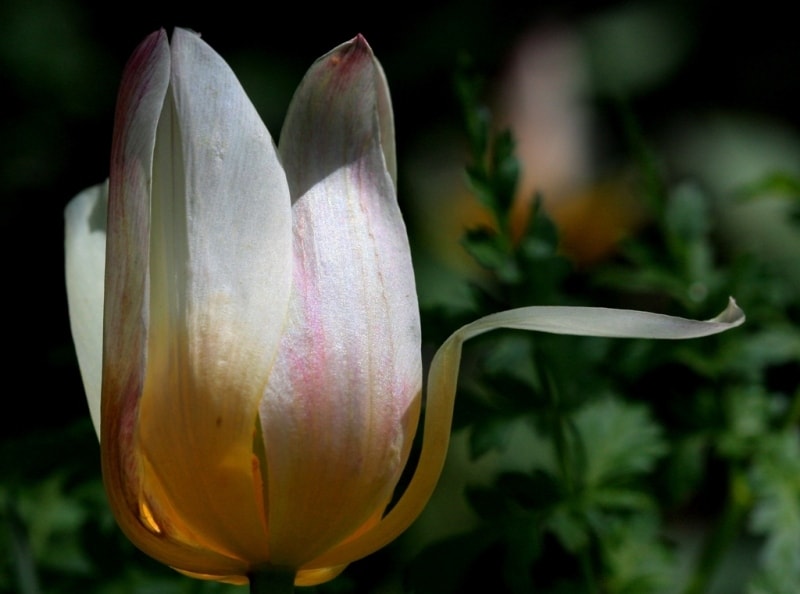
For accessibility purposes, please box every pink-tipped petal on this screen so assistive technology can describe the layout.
[259,36,421,568]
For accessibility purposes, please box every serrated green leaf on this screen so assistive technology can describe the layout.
[462,226,505,268]
[520,210,560,259]
[16,477,92,574]
[748,431,800,591]
[572,398,666,488]
[461,227,521,282]
[547,504,590,552]
[480,334,539,386]
[491,130,520,212]
[465,165,496,211]
[600,515,675,594]
[454,63,490,160]
[730,327,800,382]
[717,386,772,459]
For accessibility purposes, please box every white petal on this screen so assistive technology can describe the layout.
[101,30,246,575]
[132,28,293,562]
[102,29,246,577]
[64,182,107,438]
[454,296,745,341]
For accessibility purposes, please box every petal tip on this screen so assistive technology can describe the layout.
[171,26,202,43]
[325,34,375,72]
[713,296,745,326]
[353,33,371,51]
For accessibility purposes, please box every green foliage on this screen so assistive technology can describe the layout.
[404,62,800,594]
[747,431,800,593]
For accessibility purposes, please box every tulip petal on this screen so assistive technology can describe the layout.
[100,28,293,576]
[100,28,241,576]
[65,182,107,437]
[279,34,398,201]
[294,565,348,587]
[260,36,422,568]
[373,53,397,187]
[132,28,293,565]
[101,27,175,565]
[308,298,744,567]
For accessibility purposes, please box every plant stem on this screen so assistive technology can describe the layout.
[248,567,296,594]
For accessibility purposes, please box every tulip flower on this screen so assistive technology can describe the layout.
[64,28,744,590]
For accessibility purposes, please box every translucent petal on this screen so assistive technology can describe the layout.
[132,28,293,563]
[98,27,294,575]
[455,296,744,341]
[100,28,244,576]
[259,36,421,567]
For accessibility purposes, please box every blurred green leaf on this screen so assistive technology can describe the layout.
[600,515,675,594]
[573,398,666,488]
[738,171,800,202]
[747,431,800,593]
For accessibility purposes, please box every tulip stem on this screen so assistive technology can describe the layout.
[248,568,295,594]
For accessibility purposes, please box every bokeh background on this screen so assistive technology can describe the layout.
[2,0,799,592]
